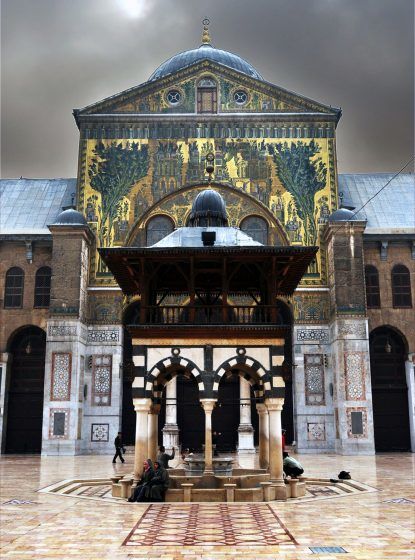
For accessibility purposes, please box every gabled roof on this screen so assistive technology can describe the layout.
[339,173,415,234]
[0,178,76,236]
[74,59,340,124]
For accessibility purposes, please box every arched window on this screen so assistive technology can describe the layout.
[146,215,174,246]
[365,265,380,308]
[240,216,268,245]
[34,266,52,308]
[392,264,412,308]
[197,77,217,114]
[4,267,24,308]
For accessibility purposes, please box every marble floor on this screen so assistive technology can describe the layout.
[0,453,414,559]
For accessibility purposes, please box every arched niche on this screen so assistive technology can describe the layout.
[125,181,289,247]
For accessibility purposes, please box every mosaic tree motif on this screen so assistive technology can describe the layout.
[89,141,149,248]
[268,140,327,245]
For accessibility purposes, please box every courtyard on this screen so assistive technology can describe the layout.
[1,453,414,559]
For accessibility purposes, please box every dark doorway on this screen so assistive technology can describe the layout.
[369,327,410,451]
[121,328,136,445]
[213,373,240,452]
[5,326,46,453]
[176,374,204,452]
[276,300,294,444]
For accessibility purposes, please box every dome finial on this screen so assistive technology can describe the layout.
[201,17,211,45]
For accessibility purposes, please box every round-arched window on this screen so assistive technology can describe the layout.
[240,216,268,245]
[146,215,174,246]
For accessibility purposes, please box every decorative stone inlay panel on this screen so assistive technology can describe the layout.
[49,408,70,439]
[338,322,366,337]
[346,407,368,438]
[91,423,109,442]
[307,422,326,441]
[51,353,71,401]
[92,355,112,406]
[344,352,365,400]
[304,354,325,405]
[87,330,120,343]
[297,329,329,342]
[48,326,76,337]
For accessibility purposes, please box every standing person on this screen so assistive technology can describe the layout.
[128,459,154,502]
[112,431,125,464]
[281,429,286,453]
[157,445,175,468]
[145,461,170,502]
[283,452,304,478]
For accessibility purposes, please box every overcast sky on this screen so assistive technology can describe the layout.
[1,0,413,178]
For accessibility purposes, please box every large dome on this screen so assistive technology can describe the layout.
[149,43,263,82]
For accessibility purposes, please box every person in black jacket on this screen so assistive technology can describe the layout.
[112,431,125,464]
[157,445,175,468]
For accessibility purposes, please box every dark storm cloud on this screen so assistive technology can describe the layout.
[1,0,413,177]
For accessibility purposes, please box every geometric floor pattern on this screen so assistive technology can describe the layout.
[123,503,297,547]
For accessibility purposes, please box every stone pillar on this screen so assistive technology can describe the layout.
[201,399,216,474]
[406,355,415,452]
[0,353,10,452]
[133,398,151,479]
[256,403,269,469]
[265,398,286,499]
[238,377,255,453]
[148,404,160,461]
[162,377,179,452]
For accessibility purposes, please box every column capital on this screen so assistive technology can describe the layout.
[265,397,284,412]
[256,403,268,415]
[200,398,216,413]
[133,397,152,413]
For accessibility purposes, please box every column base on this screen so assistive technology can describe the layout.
[162,423,180,452]
[270,480,287,501]
[237,424,255,453]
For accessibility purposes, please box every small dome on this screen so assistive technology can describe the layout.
[328,207,359,222]
[149,44,263,82]
[53,208,87,226]
[188,189,228,227]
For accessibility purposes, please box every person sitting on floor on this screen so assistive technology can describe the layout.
[157,445,175,468]
[283,452,304,478]
[128,459,154,502]
[145,460,170,502]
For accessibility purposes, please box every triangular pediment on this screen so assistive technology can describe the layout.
[74,59,340,121]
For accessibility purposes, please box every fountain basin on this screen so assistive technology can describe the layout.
[184,455,234,476]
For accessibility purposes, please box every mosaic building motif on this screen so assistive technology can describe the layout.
[293,293,329,323]
[91,355,112,406]
[307,422,326,441]
[344,352,365,401]
[304,354,325,405]
[91,423,110,442]
[51,353,71,401]
[49,409,70,439]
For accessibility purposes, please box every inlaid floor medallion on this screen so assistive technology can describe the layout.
[123,503,297,547]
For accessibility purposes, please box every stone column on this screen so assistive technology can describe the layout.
[265,397,286,499]
[406,355,415,452]
[256,403,269,469]
[238,377,255,453]
[133,398,151,479]
[0,353,10,451]
[148,404,160,461]
[162,377,179,452]
[201,399,216,474]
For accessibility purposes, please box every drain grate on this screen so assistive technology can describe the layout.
[382,497,414,504]
[310,546,348,554]
[3,499,36,505]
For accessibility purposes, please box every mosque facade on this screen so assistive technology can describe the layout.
[0,24,414,460]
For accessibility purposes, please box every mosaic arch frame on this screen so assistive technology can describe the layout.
[125,181,290,247]
[145,356,205,401]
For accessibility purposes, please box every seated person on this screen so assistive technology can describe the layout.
[128,459,154,502]
[157,445,175,468]
[283,452,304,478]
[145,461,170,502]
